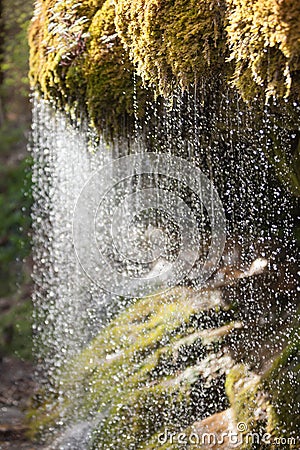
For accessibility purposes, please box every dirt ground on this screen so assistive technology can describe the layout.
[0,357,43,450]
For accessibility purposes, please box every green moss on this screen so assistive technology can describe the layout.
[115,0,228,96]
[30,0,300,104]
[26,392,63,441]
[262,332,300,444]
[29,0,151,137]
[59,289,198,415]
[226,365,263,439]
[28,0,300,196]
[226,0,300,101]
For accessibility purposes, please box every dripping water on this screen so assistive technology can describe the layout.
[31,82,299,446]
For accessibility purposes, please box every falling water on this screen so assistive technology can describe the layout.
[32,98,114,370]
[31,81,299,447]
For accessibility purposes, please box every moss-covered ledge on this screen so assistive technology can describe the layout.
[226,0,300,101]
[115,0,229,96]
[30,0,300,104]
[29,0,151,137]
[29,0,300,195]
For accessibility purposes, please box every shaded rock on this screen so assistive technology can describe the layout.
[0,405,28,441]
[225,332,300,449]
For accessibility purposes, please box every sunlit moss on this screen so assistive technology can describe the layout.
[29,0,150,136]
[226,0,300,101]
[115,0,228,96]
[29,1,300,195]
[30,1,300,105]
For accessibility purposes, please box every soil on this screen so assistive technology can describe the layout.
[0,357,43,450]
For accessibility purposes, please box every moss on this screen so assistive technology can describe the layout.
[29,288,235,447]
[29,0,151,136]
[226,0,300,101]
[225,365,263,438]
[262,332,300,444]
[115,0,228,96]
[265,122,300,197]
[26,389,66,442]
[28,0,300,196]
[30,0,300,104]
[226,333,300,449]
[92,376,191,449]
[59,289,198,416]
[83,0,149,135]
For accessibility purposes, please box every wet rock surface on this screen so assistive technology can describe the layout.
[0,357,43,449]
[1,250,298,449]
[191,408,238,449]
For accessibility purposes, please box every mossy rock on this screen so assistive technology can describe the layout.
[29,288,238,447]
[29,1,300,196]
[29,0,151,137]
[115,0,228,96]
[226,0,300,101]
[30,0,300,103]
[263,331,300,444]
[226,331,300,449]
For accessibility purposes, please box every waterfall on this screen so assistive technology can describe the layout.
[31,98,116,373]
[30,87,298,447]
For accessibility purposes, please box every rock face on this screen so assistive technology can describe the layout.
[226,331,300,449]
[0,357,44,450]
[185,409,238,449]
[28,279,299,449]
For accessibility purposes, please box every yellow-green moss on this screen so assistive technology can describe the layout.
[226,0,300,101]
[29,1,300,195]
[30,1,300,105]
[29,0,150,136]
[262,332,300,445]
[115,0,228,96]
[225,365,263,439]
